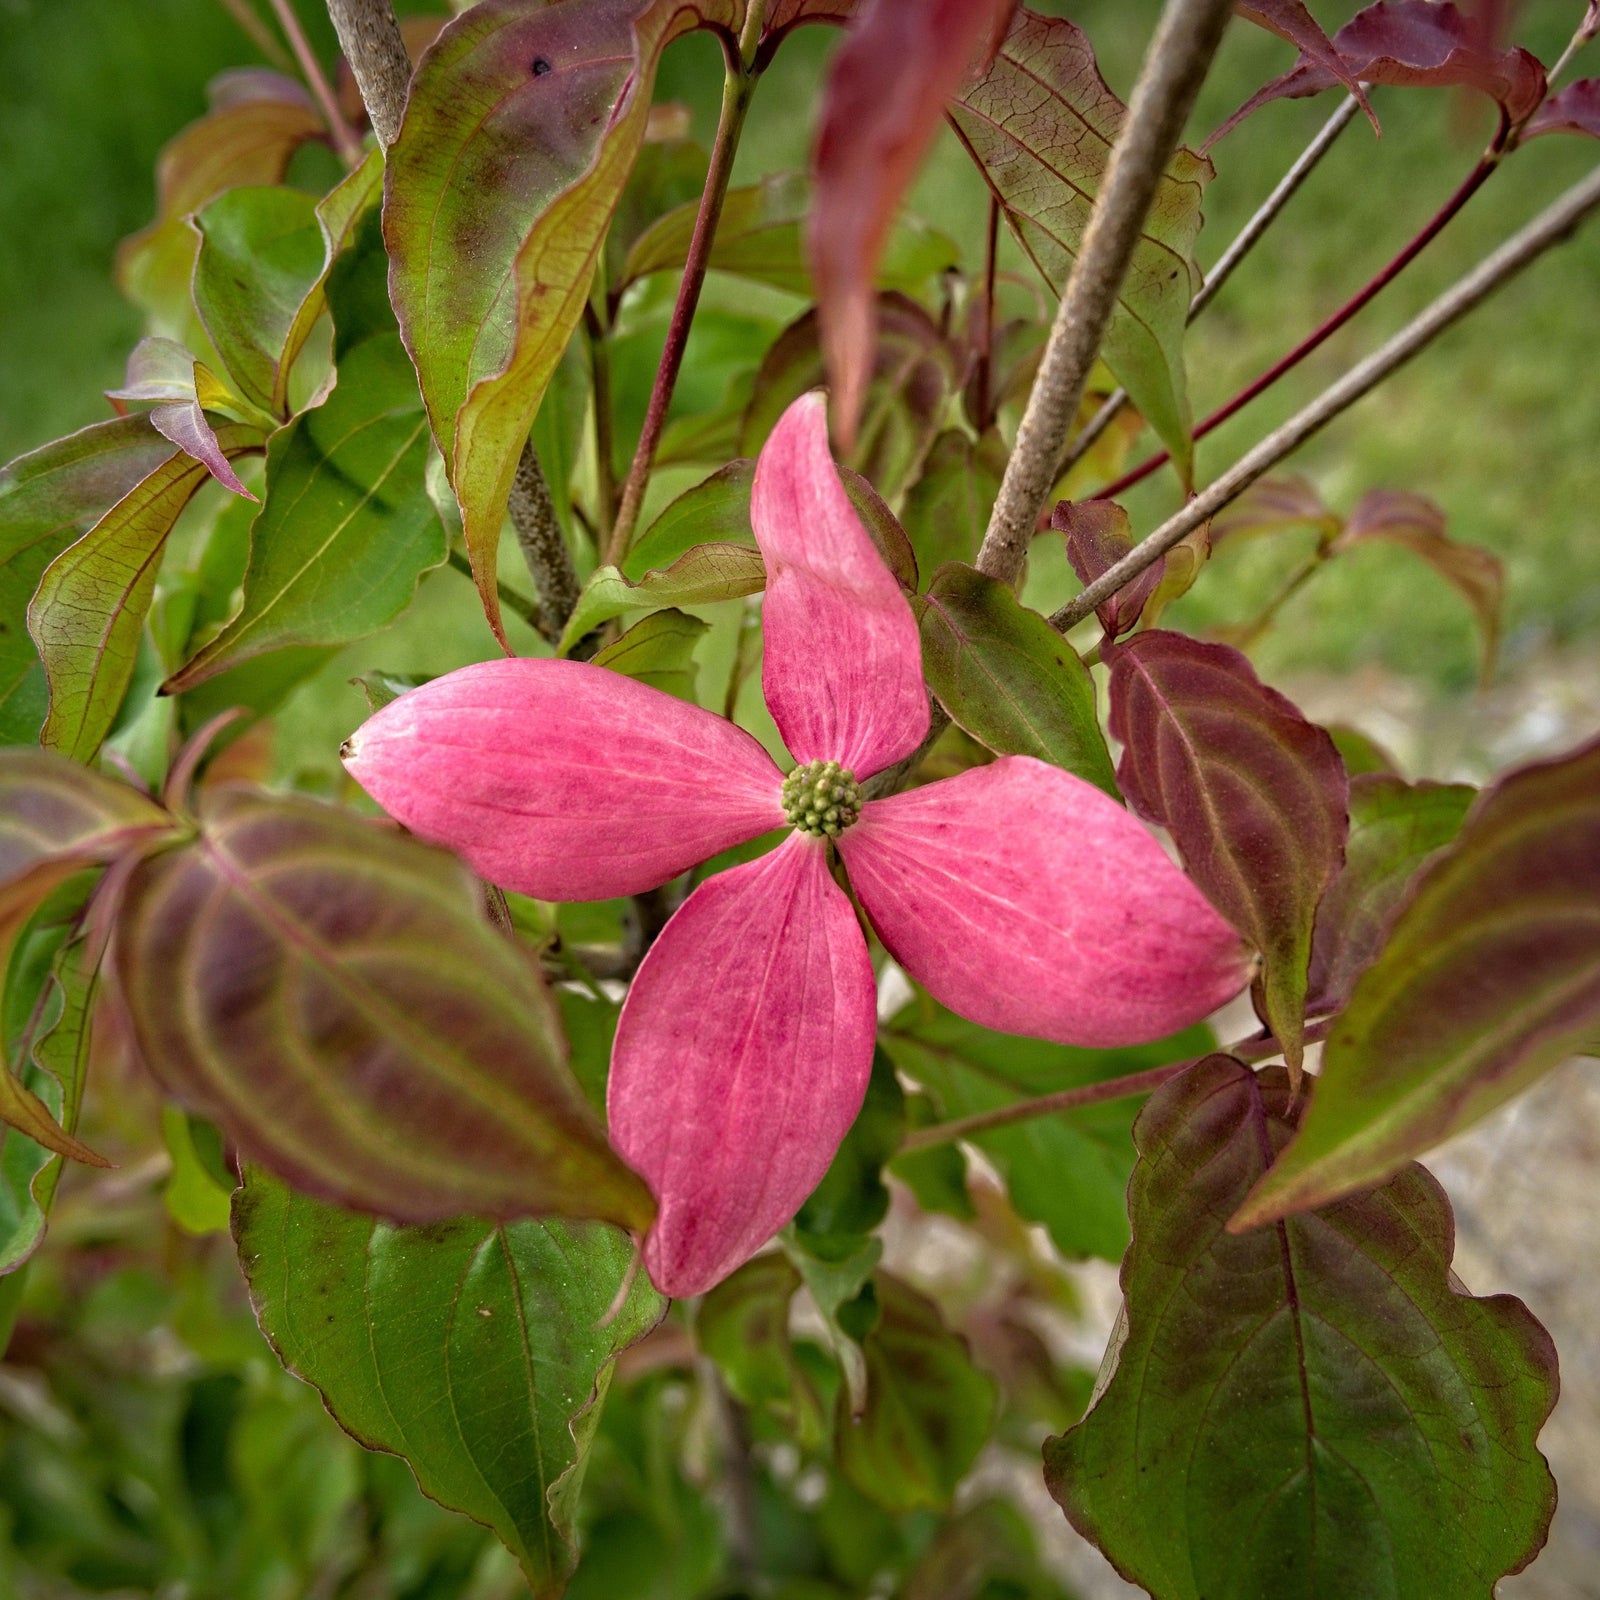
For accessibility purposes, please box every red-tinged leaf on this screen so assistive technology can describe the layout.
[385,0,738,646]
[1208,472,1340,550]
[29,423,263,761]
[1235,734,1600,1229]
[1335,487,1504,680]
[950,9,1212,481]
[117,788,653,1231]
[1213,0,1546,147]
[1054,499,1164,640]
[810,0,1012,446]
[0,416,176,745]
[149,404,257,501]
[1106,630,1349,1077]
[741,293,958,503]
[1046,1056,1558,1598]
[1307,773,1474,1015]
[1,750,174,1165]
[116,80,326,342]
[1524,78,1600,140]
[1237,2,1379,129]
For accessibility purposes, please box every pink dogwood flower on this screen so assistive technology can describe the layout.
[342,393,1251,1297]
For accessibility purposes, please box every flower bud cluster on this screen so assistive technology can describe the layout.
[781,759,862,838]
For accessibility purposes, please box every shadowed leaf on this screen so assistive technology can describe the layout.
[809,0,1012,443]
[385,0,738,644]
[902,429,1005,575]
[558,544,767,655]
[1524,79,1600,141]
[1046,1056,1558,1599]
[591,608,709,701]
[236,1170,665,1597]
[1334,489,1503,681]
[951,9,1212,480]
[1054,498,1164,640]
[30,424,261,760]
[1307,773,1474,1015]
[0,417,176,744]
[698,1253,820,1439]
[837,1272,997,1512]
[117,788,653,1230]
[915,563,1118,797]
[1106,631,1349,1078]
[1212,0,1546,146]
[1235,734,1600,1227]
[1208,472,1340,550]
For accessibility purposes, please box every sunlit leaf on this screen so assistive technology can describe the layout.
[1306,773,1474,1016]
[1047,1056,1558,1598]
[1235,734,1600,1228]
[117,787,654,1230]
[951,9,1212,480]
[881,992,1213,1262]
[161,1107,234,1236]
[809,0,1012,441]
[1106,631,1348,1078]
[386,0,739,644]
[1054,498,1164,641]
[0,417,175,744]
[837,1272,997,1512]
[1333,488,1504,681]
[236,1169,665,1596]
[590,608,709,701]
[915,563,1118,797]
[558,543,767,654]
[30,424,261,760]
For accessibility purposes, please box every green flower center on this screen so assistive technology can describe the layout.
[781,759,861,838]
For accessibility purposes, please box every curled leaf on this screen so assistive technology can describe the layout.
[1235,732,1600,1228]
[1054,498,1164,640]
[1106,630,1348,1079]
[558,543,767,655]
[117,788,654,1230]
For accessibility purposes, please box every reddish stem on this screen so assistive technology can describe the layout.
[268,0,364,166]
[1097,148,1502,502]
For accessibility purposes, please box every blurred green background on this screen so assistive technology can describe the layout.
[1,2,1598,1594]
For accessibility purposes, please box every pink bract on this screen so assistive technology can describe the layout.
[344,391,1251,1297]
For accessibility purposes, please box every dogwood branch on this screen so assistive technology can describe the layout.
[974,0,1236,585]
[1051,160,1600,633]
[1057,92,1364,482]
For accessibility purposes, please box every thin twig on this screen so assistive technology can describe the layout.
[586,306,619,541]
[974,0,1237,585]
[1052,160,1600,633]
[1100,127,1508,501]
[325,0,412,148]
[607,16,766,565]
[508,445,580,641]
[214,0,295,69]
[269,0,363,164]
[1544,3,1600,95]
[1057,93,1363,481]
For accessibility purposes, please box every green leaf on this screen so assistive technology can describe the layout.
[192,186,326,417]
[881,993,1212,1262]
[235,1169,665,1595]
[558,543,766,655]
[836,1272,997,1512]
[0,417,176,744]
[29,423,261,760]
[915,564,1119,798]
[901,1498,1075,1600]
[386,0,739,644]
[950,9,1211,481]
[795,1048,906,1257]
[591,608,709,701]
[162,1109,234,1235]
[164,335,445,692]
[698,1252,820,1441]
[116,786,654,1231]
[626,460,756,577]
[1046,1056,1558,1598]
[899,428,1005,576]
[1107,630,1349,1079]
[783,1230,882,1416]
[1307,773,1475,1016]
[1236,734,1600,1228]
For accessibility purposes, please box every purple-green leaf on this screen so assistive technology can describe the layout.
[1046,1056,1558,1599]
[1054,498,1165,639]
[385,0,737,645]
[950,8,1212,482]
[1235,733,1600,1228]
[116,787,654,1231]
[1236,1,1379,128]
[29,423,262,761]
[236,1170,664,1595]
[1106,630,1349,1077]
[915,563,1119,797]
[0,416,176,744]
[1307,773,1474,1015]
